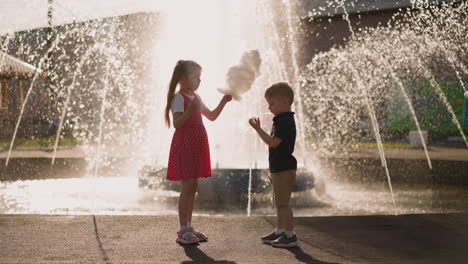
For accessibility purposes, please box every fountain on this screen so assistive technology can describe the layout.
[136,0,317,212]
[0,0,466,215]
[299,0,467,159]
[298,0,467,213]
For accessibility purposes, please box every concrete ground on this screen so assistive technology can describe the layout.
[1,213,467,264]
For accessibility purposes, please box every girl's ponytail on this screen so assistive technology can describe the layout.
[165,61,182,127]
[164,60,202,127]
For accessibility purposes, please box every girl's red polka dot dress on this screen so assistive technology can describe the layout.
[167,93,211,181]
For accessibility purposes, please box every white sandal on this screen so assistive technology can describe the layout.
[176,227,200,245]
[192,229,208,242]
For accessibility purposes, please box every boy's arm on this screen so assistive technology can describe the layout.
[255,127,283,148]
[201,95,232,121]
[249,117,282,148]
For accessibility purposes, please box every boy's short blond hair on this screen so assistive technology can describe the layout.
[264,82,294,105]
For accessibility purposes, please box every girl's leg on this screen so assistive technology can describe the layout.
[184,178,207,241]
[179,178,197,227]
[186,178,198,225]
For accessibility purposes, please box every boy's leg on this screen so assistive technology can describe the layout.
[271,170,296,231]
[261,171,290,244]
[277,206,293,231]
[270,170,298,247]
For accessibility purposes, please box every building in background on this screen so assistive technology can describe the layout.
[298,0,461,67]
[0,51,48,139]
[0,12,158,140]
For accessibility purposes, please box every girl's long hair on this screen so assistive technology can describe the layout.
[165,60,201,127]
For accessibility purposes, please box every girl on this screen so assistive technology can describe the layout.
[164,60,232,245]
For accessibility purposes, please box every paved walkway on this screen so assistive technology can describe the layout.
[1,213,467,263]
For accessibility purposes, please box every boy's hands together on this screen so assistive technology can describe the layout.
[248,117,261,130]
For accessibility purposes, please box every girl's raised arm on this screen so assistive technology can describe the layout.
[201,95,232,121]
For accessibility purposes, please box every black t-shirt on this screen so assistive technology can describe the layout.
[269,112,297,173]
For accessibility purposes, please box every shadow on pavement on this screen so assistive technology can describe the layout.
[285,247,342,264]
[182,246,237,264]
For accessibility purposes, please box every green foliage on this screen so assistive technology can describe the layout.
[357,142,413,149]
[386,80,468,137]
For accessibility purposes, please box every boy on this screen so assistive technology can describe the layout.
[248,82,298,248]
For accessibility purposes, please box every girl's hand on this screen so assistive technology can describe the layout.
[221,95,232,104]
[188,97,201,112]
[248,117,261,130]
